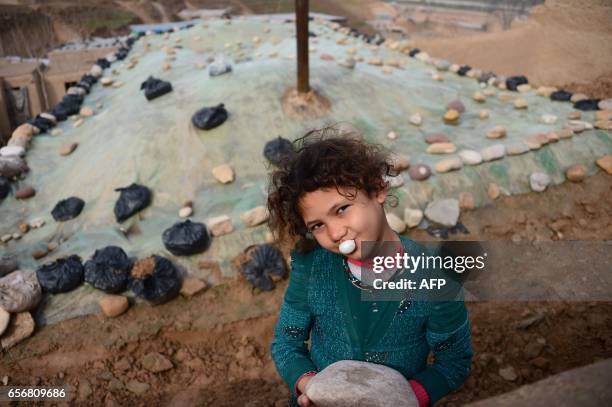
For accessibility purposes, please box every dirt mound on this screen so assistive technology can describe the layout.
[2,172,611,406]
[413,0,612,97]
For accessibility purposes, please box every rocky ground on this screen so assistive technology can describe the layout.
[1,171,610,406]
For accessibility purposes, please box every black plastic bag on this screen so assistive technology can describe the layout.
[457,65,471,76]
[574,99,600,111]
[36,255,84,294]
[263,136,295,166]
[0,176,10,200]
[551,90,572,102]
[96,58,111,69]
[115,47,129,60]
[114,183,152,223]
[162,220,210,256]
[128,255,182,305]
[80,74,97,86]
[238,244,287,291]
[51,197,85,221]
[51,94,83,121]
[27,115,54,133]
[408,48,421,57]
[84,246,132,293]
[506,76,528,91]
[191,104,228,130]
[75,81,91,94]
[140,76,173,101]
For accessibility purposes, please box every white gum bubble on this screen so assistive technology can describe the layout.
[339,239,356,255]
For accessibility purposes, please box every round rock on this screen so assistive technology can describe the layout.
[480,144,506,162]
[304,360,418,407]
[444,109,460,124]
[598,99,612,110]
[566,164,586,182]
[0,308,9,336]
[424,199,460,227]
[98,295,129,318]
[435,157,462,173]
[0,269,42,312]
[386,213,406,234]
[486,125,507,139]
[424,133,449,144]
[458,150,482,165]
[426,142,456,154]
[0,146,25,157]
[404,208,423,228]
[529,172,551,192]
[15,186,36,200]
[0,312,35,350]
[446,99,465,114]
[408,164,431,181]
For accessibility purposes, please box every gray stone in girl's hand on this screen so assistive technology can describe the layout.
[304,360,419,407]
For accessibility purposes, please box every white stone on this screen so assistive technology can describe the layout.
[540,114,557,124]
[305,360,418,407]
[178,207,193,218]
[409,113,422,126]
[90,65,103,77]
[435,157,462,173]
[0,307,9,336]
[40,113,56,124]
[598,99,612,110]
[486,125,507,139]
[0,269,42,313]
[458,150,483,165]
[404,208,423,228]
[0,311,35,350]
[529,172,551,192]
[424,199,460,227]
[240,206,269,227]
[387,131,399,140]
[206,215,234,236]
[426,143,456,154]
[0,146,25,157]
[338,58,356,69]
[212,164,235,184]
[506,142,530,156]
[384,174,404,188]
[30,218,45,229]
[480,144,506,162]
[386,213,406,233]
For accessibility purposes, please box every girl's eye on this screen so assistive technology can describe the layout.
[337,204,350,214]
[310,223,323,232]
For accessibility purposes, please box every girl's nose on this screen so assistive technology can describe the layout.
[328,222,347,243]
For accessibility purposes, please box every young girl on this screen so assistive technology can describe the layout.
[267,129,472,407]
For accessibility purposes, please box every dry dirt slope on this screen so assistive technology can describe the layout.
[412,0,612,97]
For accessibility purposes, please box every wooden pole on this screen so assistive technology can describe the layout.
[296,0,310,93]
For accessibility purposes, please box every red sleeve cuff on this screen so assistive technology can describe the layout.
[294,371,317,396]
[409,379,430,407]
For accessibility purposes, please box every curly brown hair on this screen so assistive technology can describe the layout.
[267,126,397,253]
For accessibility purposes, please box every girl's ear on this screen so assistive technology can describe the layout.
[375,186,388,205]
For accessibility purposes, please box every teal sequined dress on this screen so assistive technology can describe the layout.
[270,236,473,406]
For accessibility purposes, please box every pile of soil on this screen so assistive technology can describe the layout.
[1,172,610,406]
[412,0,612,98]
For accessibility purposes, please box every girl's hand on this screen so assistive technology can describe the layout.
[297,393,313,407]
[296,375,315,406]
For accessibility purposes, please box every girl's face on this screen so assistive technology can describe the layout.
[299,187,398,260]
